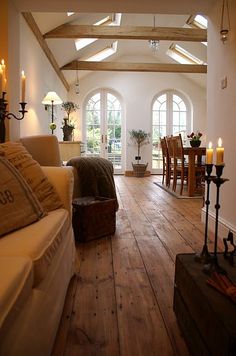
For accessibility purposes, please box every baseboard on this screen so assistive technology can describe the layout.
[201,208,236,238]
[124,170,151,177]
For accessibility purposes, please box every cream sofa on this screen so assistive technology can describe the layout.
[0,166,78,356]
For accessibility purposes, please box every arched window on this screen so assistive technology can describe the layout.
[152,90,191,171]
[84,89,123,173]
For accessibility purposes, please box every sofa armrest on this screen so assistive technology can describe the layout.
[41,166,74,219]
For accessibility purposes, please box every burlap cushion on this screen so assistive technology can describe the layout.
[0,142,63,212]
[0,157,46,237]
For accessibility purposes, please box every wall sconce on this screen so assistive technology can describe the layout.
[220,0,231,44]
[42,91,62,134]
[0,60,27,143]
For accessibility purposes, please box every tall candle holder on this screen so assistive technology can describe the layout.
[203,164,229,275]
[0,91,27,143]
[195,163,214,263]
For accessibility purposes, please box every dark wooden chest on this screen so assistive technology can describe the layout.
[174,253,236,356]
[72,196,116,242]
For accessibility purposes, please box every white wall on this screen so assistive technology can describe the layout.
[69,67,206,171]
[17,15,67,139]
[206,0,236,235]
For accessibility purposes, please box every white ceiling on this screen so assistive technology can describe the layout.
[12,0,216,15]
[30,11,207,89]
[12,0,211,89]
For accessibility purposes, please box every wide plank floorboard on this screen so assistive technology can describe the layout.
[53,175,212,356]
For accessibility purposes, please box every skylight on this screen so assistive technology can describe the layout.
[85,42,118,62]
[167,44,205,65]
[186,14,208,46]
[75,14,122,51]
[186,14,208,29]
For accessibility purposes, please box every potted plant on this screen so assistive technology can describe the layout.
[61,101,79,141]
[187,131,202,147]
[129,129,150,177]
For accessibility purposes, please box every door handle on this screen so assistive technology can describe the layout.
[101,135,104,143]
[105,135,107,144]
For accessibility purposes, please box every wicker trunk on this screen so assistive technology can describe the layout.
[72,196,116,242]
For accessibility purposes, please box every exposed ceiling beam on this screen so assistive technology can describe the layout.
[22,12,70,91]
[44,25,207,42]
[61,61,207,73]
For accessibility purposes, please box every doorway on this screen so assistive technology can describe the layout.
[85,89,123,173]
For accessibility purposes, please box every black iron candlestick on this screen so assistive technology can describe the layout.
[203,164,229,275]
[195,164,214,263]
[0,91,27,143]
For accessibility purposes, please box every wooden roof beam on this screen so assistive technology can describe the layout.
[22,12,70,91]
[61,61,207,73]
[44,25,207,42]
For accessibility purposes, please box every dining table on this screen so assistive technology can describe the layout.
[183,146,206,197]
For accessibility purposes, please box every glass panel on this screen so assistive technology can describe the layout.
[180,112,187,125]
[179,101,186,111]
[173,112,180,126]
[173,102,179,111]
[106,93,122,169]
[153,111,159,125]
[160,111,166,125]
[153,100,161,111]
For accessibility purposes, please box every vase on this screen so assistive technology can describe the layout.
[62,118,74,141]
[190,140,201,148]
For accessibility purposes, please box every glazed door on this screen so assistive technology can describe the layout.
[85,90,123,173]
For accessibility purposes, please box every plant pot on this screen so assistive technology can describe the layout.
[132,163,148,177]
[190,140,201,148]
[62,118,74,141]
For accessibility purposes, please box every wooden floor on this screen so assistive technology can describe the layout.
[53,175,218,356]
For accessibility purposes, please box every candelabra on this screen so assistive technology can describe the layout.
[0,91,27,143]
[195,164,214,264]
[196,163,229,274]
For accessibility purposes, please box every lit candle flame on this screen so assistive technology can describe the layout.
[218,137,222,147]
[1,59,4,66]
[208,141,212,149]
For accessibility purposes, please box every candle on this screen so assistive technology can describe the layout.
[0,64,2,94]
[216,137,224,165]
[206,141,213,164]
[1,59,6,91]
[3,78,7,92]
[21,70,26,102]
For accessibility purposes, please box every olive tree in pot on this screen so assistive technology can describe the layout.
[61,101,79,141]
[129,129,150,177]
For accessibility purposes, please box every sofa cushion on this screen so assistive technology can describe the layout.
[0,209,70,286]
[0,157,45,237]
[0,142,63,212]
[0,256,33,330]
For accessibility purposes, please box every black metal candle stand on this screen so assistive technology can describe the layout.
[0,91,27,143]
[195,163,229,275]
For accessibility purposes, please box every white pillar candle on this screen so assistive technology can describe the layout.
[21,70,26,102]
[216,137,224,165]
[206,141,213,164]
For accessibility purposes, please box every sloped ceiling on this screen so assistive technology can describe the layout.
[13,0,211,89]
[12,0,216,15]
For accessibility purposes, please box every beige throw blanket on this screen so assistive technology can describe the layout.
[67,157,119,211]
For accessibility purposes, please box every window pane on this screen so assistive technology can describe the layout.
[153,111,159,125]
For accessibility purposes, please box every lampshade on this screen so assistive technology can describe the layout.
[42,91,63,105]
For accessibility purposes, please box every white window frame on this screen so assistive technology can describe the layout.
[151,89,192,173]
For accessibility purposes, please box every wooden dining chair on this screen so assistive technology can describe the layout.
[172,134,188,195]
[160,137,169,186]
[166,135,175,188]
[173,134,206,195]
